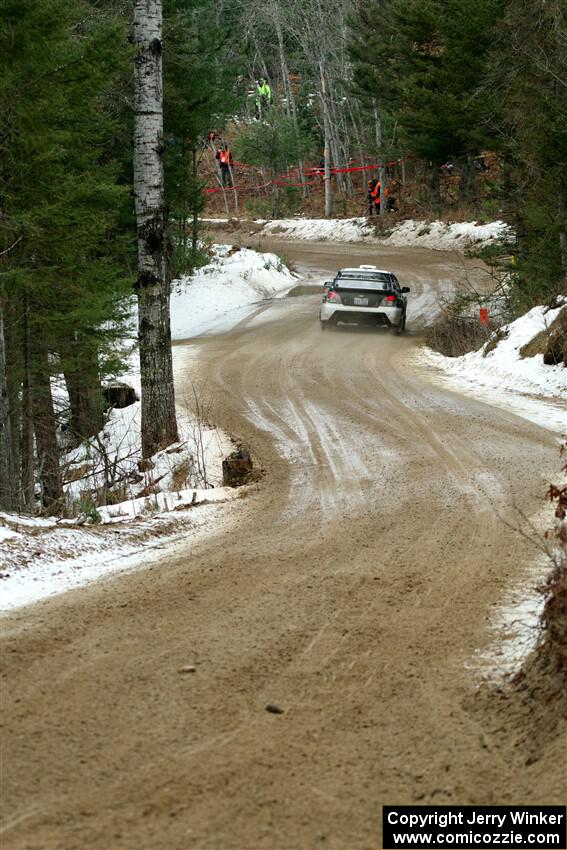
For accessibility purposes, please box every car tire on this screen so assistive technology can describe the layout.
[395,310,406,335]
[320,320,328,331]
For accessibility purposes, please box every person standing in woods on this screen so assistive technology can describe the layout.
[216,143,234,186]
[367,179,378,215]
[255,78,272,118]
[370,179,393,213]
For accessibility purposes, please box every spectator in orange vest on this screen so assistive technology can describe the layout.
[216,144,234,187]
[367,179,378,215]
[370,180,393,213]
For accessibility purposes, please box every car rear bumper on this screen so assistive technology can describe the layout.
[320,303,404,326]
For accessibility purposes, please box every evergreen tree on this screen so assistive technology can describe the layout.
[0,0,134,510]
[163,0,240,269]
[233,106,313,218]
[485,0,567,308]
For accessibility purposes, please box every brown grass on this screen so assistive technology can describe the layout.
[482,325,510,356]
[425,316,496,358]
[171,459,192,492]
[519,305,567,365]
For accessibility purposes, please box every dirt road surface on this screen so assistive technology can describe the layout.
[2,240,565,850]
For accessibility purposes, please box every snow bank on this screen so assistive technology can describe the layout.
[260,217,374,243]
[0,495,239,612]
[0,400,238,612]
[254,217,512,251]
[472,551,549,680]
[382,219,513,251]
[63,401,233,507]
[1,244,297,611]
[171,245,296,339]
[419,304,566,432]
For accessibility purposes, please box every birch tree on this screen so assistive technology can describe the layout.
[133,0,178,457]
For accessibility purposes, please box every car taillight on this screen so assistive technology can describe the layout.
[327,290,342,303]
[384,294,397,304]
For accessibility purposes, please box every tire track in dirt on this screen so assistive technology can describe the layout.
[1,239,564,850]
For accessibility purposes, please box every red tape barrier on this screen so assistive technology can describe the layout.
[205,157,407,193]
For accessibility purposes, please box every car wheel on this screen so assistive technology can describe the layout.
[395,310,406,335]
[320,320,328,331]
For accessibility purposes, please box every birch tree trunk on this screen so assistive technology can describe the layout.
[133,0,178,458]
[374,100,387,217]
[320,65,333,217]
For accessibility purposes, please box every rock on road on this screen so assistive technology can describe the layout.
[1,239,565,850]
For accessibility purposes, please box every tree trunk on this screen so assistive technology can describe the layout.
[21,288,34,509]
[0,301,17,511]
[320,65,333,217]
[4,295,22,510]
[431,165,442,216]
[327,78,345,196]
[133,0,178,458]
[374,100,387,217]
[191,147,199,260]
[32,344,63,512]
[271,173,280,219]
[559,194,567,274]
[61,334,103,443]
[273,11,308,199]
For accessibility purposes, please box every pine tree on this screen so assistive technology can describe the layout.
[0,0,134,510]
[485,0,567,308]
[163,0,239,269]
[233,105,312,218]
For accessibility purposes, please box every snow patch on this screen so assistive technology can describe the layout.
[417,304,566,433]
[383,219,513,251]
[0,496,240,613]
[1,244,296,611]
[253,217,511,251]
[261,217,374,243]
[170,244,296,339]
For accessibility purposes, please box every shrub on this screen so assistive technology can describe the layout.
[425,315,495,357]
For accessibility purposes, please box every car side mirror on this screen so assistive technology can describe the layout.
[323,280,332,289]
[401,286,410,293]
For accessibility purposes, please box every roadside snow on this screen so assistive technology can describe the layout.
[253,217,512,251]
[477,558,547,679]
[469,503,560,681]
[63,401,233,509]
[1,244,293,612]
[0,497,240,612]
[383,219,512,251]
[261,217,374,243]
[171,245,296,338]
[417,305,567,433]
[0,403,239,613]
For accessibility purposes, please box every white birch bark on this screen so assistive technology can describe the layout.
[320,64,333,217]
[133,0,178,457]
[374,99,387,217]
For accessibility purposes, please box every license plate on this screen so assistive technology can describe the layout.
[353,296,368,306]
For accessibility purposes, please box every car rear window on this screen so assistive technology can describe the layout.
[334,271,392,290]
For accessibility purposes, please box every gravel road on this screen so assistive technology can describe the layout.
[1,239,564,850]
